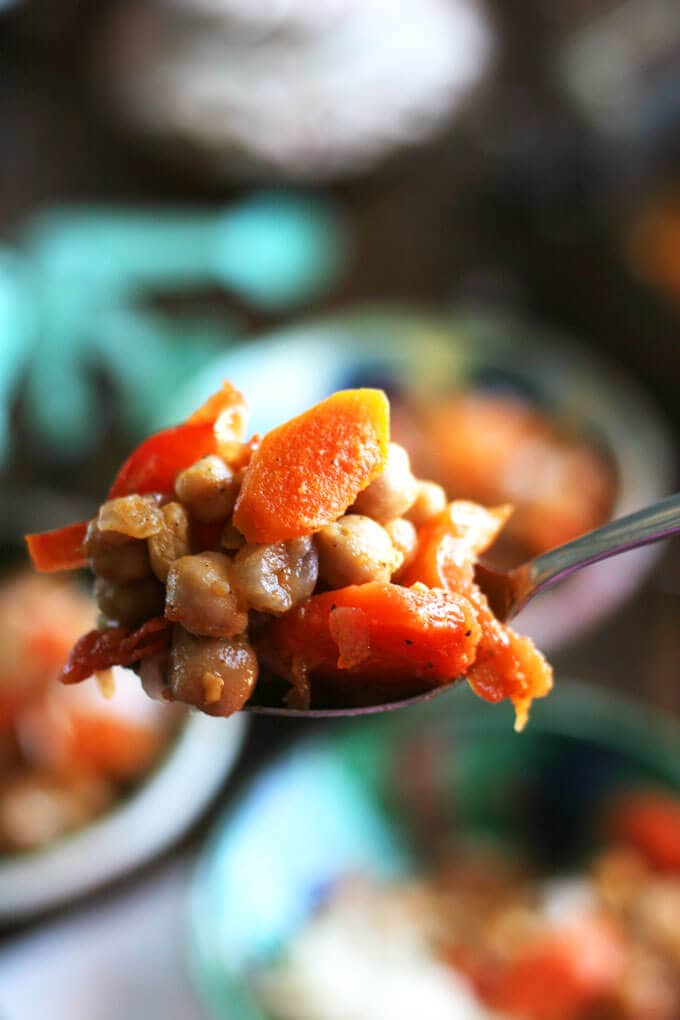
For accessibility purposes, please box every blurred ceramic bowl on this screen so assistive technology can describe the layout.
[95,0,493,181]
[189,683,680,1020]
[0,710,246,921]
[163,306,675,651]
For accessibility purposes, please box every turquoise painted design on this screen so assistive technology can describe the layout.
[0,192,347,464]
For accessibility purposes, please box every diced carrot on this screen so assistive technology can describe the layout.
[234,389,390,544]
[401,501,512,590]
[609,793,680,873]
[25,520,89,573]
[488,917,625,1020]
[258,582,481,704]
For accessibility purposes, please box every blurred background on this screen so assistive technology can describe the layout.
[0,2,678,1018]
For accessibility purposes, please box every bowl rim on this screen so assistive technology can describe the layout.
[0,710,246,921]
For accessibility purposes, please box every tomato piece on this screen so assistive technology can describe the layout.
[488,918,625,1020]
[61,617,171,684]
[463,586,553,730]
[25,520,89,573]
[609,792,680,872]
[259,582,481,704]
[401,502,551,728]
[401,501,511,590]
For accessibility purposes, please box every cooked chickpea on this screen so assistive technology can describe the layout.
[94,576,165,629]
[406,480,447,526]
[148,502,191,582]
[316,515,400,588]
[168,626,258,716]
[384,517,418,571]
[175,455,239,523]
[230,536,318,614]
[85,520,151,583]
[97,495,164,540]
[351,443,418,523]
[165,552,247,638]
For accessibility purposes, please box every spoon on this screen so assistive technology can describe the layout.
[246,492,680,718]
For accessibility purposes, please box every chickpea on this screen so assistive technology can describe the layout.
[86,520,152,583]
[351,443,419,523]
[165,552,247,638]
[231,536,318,614]
[175,455,239,523]
[95,576,165,629]
[148,502,191,582]
[405,480,447,527]
[168,625,258,716]
[316,515,400,588]
[384,517,418,571]
[97,495,164,540]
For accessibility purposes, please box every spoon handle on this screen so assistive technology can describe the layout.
[525,491,680,599]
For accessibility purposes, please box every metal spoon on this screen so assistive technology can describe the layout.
[246,492,680,718]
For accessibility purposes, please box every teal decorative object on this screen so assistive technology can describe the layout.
[24,193,345,309]
[0,251,33,465]
[0,192,347,465]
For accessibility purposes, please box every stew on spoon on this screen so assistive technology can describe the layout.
[26,382,552,728]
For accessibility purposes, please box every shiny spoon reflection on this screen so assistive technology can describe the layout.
[244,683,450,718]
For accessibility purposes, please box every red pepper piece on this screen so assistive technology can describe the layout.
[108,423,217,498]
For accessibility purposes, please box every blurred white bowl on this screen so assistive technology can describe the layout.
[0,711,246,921]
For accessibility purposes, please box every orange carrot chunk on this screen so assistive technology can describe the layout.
[25,521,90,573]
[233,389,390,544]
[259,581,481,704]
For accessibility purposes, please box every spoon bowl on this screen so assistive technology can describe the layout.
[240,492,680,718]
[243,683,452,718]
